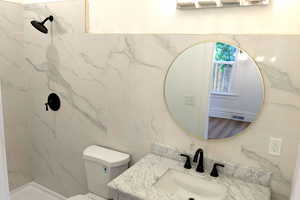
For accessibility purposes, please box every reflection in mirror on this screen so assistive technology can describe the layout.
[165,42,264,140]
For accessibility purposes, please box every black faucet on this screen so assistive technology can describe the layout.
[193,148,204,173]
[210,163,225,177]
[180,154,192,169]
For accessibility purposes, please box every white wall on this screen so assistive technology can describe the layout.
[0,86,9,200]
[88,0,300,34]
[165,43,214,139]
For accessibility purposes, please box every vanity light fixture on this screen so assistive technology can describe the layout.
[176,0,269,9]
[177,0,198,9]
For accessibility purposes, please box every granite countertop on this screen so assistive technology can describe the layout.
[108,154,271,200]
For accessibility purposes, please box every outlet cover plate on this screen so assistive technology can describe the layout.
[269,137,282,156]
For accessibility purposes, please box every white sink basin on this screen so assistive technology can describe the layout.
[154,169,227,200]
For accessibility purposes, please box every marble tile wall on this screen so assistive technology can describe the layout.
[151,143,272,187]
[0,0,32,190]
[23,1,300,200]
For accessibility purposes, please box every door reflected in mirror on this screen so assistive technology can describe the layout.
[165,42,264,140]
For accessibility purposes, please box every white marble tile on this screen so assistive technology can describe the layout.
[151,143,272,187]
[0,0,295,200]
[0,0,32,190]
[21,1,300,200]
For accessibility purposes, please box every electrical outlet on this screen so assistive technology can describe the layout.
[269,137,282,156]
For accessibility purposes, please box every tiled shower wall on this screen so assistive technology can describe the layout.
[0,1,32,190]
[0,0,298,200]
[23,1,300,200]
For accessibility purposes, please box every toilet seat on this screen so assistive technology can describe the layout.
[67,193,106,200]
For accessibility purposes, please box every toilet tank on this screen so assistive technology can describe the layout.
[83,145,130,199]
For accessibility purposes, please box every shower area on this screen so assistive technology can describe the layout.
[0,0,32,199]
[0,0,89,199]
[0,0,131,199]
[0,1,48,199]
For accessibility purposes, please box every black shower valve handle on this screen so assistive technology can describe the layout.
[44,93,61,111]
[45,103,49,111]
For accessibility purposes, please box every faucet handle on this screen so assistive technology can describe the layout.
[210,163,225,177]
[180,154,192,169]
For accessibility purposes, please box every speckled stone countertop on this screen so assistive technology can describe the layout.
[108,154,271,200]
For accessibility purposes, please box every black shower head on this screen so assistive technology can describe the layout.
[31,15,54,34]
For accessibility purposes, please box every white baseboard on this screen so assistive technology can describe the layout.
[10,183,29,195]
[209,108,256,122]
[11,182,67,200]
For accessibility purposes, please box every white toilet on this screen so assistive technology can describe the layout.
[68,145,130,200]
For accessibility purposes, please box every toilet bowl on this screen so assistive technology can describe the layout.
[67,145,130,200]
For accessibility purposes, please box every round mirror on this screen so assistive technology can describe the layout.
[164,42,264,140]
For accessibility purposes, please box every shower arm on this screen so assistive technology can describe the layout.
[41,16,54,25]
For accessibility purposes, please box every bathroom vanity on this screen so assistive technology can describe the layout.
[108,145,271,200]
